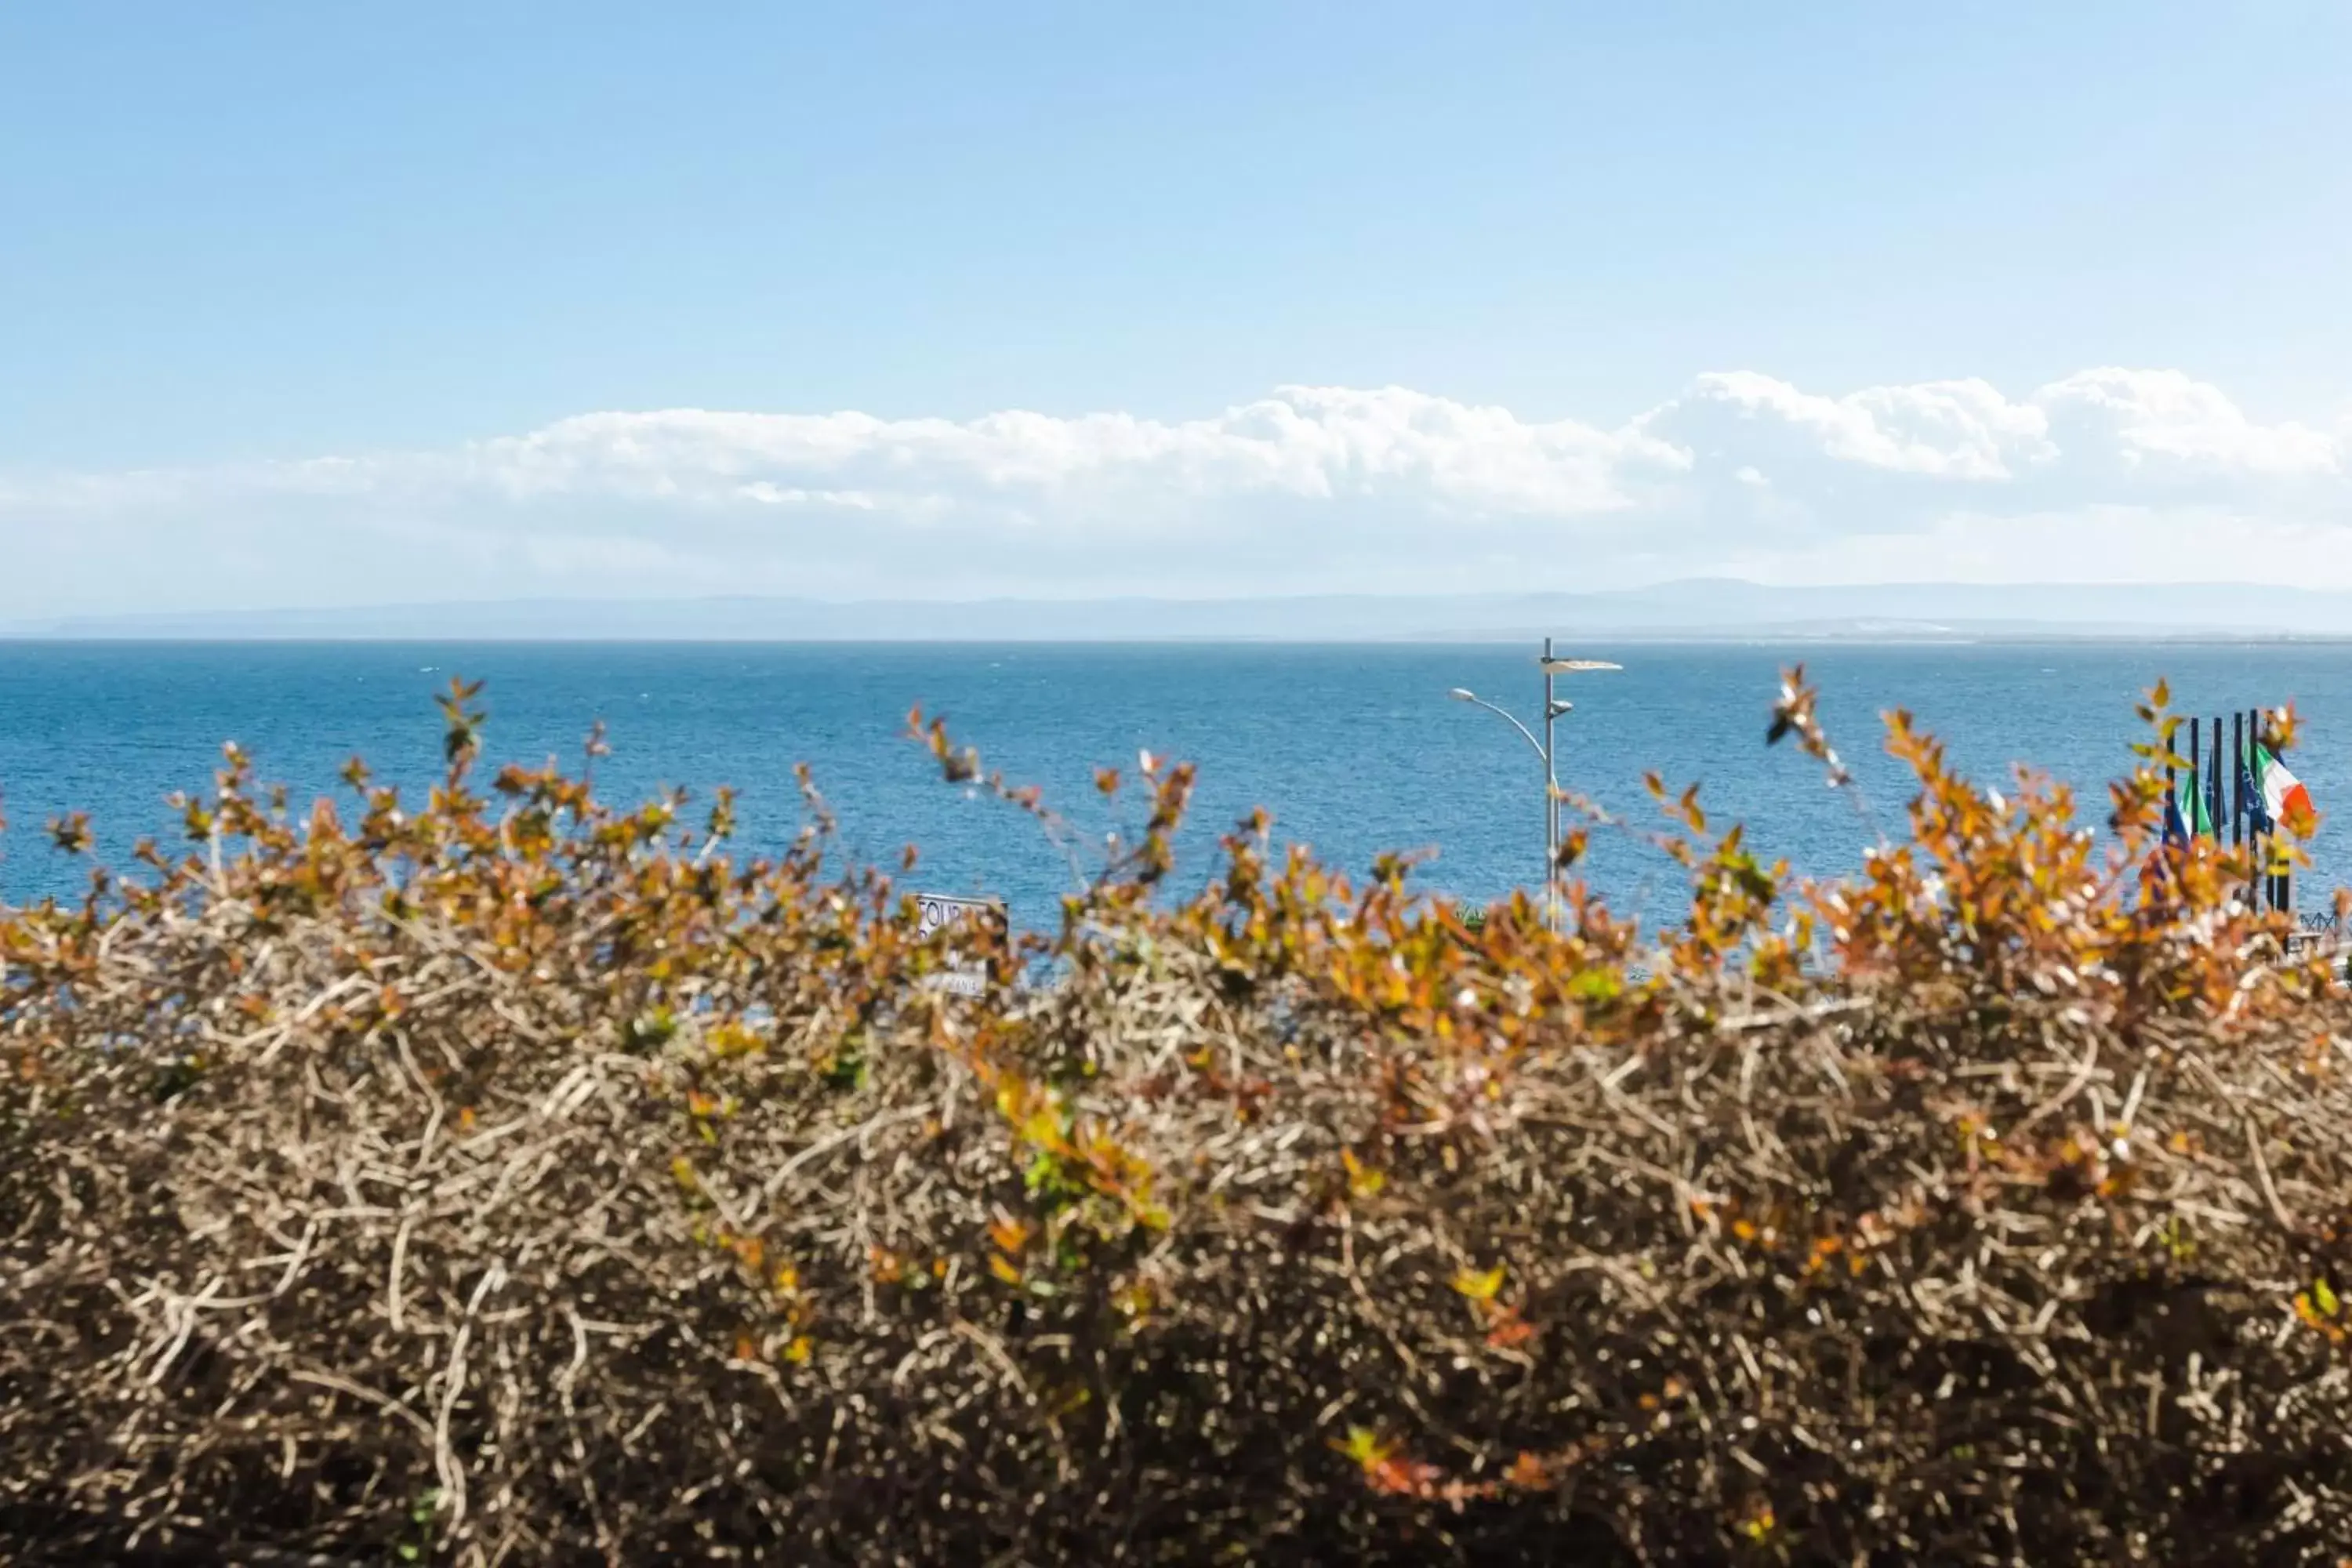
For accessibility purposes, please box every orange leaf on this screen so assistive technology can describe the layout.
[1485,1313,1537,1349]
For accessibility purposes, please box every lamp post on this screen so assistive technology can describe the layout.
[1450,636,1621,931]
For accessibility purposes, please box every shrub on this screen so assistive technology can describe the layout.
[2,673,2349,1565]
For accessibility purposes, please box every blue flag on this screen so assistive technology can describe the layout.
[2238,743,2273,835]
[2162,786,2190,849]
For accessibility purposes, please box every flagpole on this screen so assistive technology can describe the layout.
[2188,716,2200,840]
[2235,708,2252,911]
[2256,707,2284,914]
[2231,710,2244,852]
[2164,743,2176,866]
[2272,713,2285,913]
[2270,707,2285,914]
[2209,716,2223,858]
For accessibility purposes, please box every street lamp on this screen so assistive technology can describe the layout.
[1450,637,1621,930]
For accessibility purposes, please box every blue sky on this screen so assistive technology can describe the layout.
[4,3,2350,613]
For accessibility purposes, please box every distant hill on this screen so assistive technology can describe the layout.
[9,580,2352,641]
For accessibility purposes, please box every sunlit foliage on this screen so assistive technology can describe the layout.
[2,673,2347,1564]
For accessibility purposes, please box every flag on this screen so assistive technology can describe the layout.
[2237,746,2268,834]
[2162,780,2193,848]
[2176,771,2213,840]
[2148,772,2201,900]
[2251,743,2315,830]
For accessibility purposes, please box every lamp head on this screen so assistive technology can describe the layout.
[1448,688,1477,702]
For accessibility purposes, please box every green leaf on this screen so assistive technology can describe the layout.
[1566,968,1622,1004]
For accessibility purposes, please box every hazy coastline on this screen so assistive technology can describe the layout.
[12,579,2352,644]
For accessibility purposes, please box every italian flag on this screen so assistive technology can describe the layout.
[2251,744,2316,832]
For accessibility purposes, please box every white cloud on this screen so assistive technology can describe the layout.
[1646,372,2056,480]
[3,368,2347,616]
[431,386,1690,517]
[2034,368,2341,478]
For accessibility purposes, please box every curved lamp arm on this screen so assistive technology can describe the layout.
[1449,688,1548,767]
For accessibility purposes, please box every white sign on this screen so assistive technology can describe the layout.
[913,893,1004,996]
[925,968,990,997]
[916,892,1002,940]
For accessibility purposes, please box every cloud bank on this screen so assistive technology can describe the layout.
[3,368,2345,617]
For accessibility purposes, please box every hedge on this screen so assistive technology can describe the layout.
[3,671,2349,1565]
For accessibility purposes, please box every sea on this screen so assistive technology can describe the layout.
[2,642,2347,932]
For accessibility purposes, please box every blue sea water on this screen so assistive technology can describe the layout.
[1,641,2347,928]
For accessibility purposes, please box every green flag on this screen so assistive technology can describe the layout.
[2178,771,2214,838]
